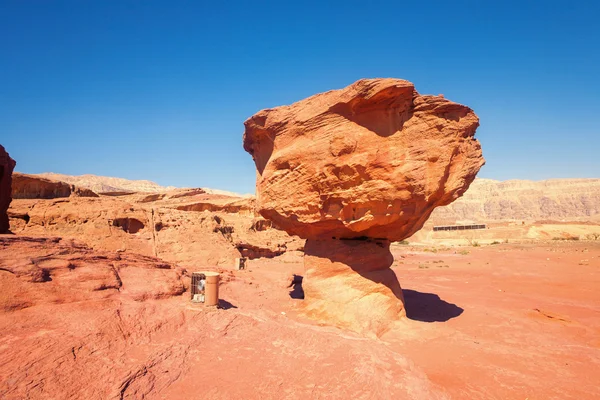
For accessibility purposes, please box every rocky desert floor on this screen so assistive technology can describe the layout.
[1,233,599,399]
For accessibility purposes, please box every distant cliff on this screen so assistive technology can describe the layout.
[12,173,98,199]
[34,172,249,197]
[36,172,175,194]
[430,178,600,223]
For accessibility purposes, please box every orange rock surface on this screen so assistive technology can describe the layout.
[244,78,484,241]
[0,145,16,233]
[12,172,99,199]
[244,79,484,334]
[303,239,405,337]
[2,235,599,399]
[8,189,302,269]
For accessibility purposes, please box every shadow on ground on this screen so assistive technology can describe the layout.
[288,274,305,300]
[218,299,238,310]
[402,289,463,322]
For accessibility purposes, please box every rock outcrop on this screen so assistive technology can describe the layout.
[12,173,99,199]
[175,198,255,216]
[13,173,71,199]
[8,187,302,268]
[0,145,16,233]
[244,78,484,334]
[36,172,176,193]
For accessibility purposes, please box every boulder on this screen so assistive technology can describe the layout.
[244,78,484,241]
[244,78,484,334]
[0,145,16,233]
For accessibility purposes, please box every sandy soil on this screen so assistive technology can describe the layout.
[1,236,599,399]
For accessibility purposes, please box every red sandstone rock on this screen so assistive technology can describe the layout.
[244,78,484,241]
[8,183,302,268]
[244,79,484,334]
[1,235,600,399]
[12,172,99,199]
[0,236,186,312]
[303,238,405,336]
[12,172,71,199]
[0,145,16,233]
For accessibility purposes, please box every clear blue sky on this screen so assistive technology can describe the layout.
[1,0,598,194]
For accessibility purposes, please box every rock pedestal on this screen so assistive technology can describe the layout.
[0,145,16,233]
[303,239,405,336]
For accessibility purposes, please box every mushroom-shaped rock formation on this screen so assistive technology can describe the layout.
[244,78,484,335]
[0,145,16,233]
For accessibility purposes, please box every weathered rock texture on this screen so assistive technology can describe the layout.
[244,78,484,241]
[9,183,302,268]
[244,78,484,334]
[303,239,405,336]
[12,172,99,199]
[430,178,600,223]
[13,173,71,199]
[0,145,16,233]
[36,172,176,194]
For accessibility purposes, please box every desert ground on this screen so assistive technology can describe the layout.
[1,234,599,399]
[1,172,600,399]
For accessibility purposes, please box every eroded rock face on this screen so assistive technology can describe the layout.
[303,238,405,336]
[8,188,302,268]
[429,178,600,223]
[12,172,99,199]
[244,78,484,241]
[0,145,16,233]
[12,172,71,199]
[244,78,484,334]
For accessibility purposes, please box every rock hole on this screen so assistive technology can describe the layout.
[112,218,145,234]
[12,213,30,224]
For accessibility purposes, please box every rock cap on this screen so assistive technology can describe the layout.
[244,78,484,241]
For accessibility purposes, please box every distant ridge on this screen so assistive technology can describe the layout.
[27,173,600,221]
[37,173,175,194]
[33,172,252,198]
[430,177,600,223]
